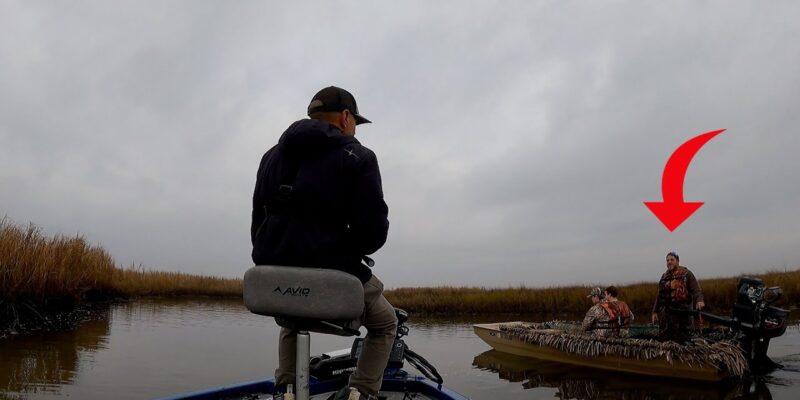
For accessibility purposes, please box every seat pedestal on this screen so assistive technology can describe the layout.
[243,265,366,400]
[296,330,310,400]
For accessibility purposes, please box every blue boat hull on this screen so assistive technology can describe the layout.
[157,370,468,400]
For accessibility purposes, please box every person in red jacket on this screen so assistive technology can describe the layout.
[601,286,633,337]
[582,286,632,338]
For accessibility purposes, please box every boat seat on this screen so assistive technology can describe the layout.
[243,265,364,336]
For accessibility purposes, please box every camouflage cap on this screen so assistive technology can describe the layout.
[587,287,603,298]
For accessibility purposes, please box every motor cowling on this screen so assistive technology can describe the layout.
[732,277,790,370]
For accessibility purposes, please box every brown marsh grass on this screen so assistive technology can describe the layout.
[1,220,116,302]
[385,270,800,317]
[3,218,797,318]
[1,219,241,304]
[111,268,242,297]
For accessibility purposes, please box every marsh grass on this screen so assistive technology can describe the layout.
[2,218,797,320]
[385,270,800,317]
[111,268,242,297]
[0,219,241,304]
[1,220,116,302]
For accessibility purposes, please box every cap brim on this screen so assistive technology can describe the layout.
[354,114,371,125]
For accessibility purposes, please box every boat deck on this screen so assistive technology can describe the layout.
[250,393,439,399]
[159,374,465,400]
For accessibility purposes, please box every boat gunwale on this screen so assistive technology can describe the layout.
[155,373,469,400]
[473,321,731,382]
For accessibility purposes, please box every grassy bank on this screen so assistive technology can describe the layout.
[3,218,798,328]
[0,220,242,301]
[384,269,800,317]
[1,219,241,333]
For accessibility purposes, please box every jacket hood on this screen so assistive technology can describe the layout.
[278,119,358,157]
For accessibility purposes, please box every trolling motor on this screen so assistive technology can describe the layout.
[310,308,445,385]
[671,277,789,370]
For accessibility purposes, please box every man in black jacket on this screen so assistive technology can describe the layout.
[251,86,396,399]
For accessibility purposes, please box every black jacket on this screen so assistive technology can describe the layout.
[251,119,389,282]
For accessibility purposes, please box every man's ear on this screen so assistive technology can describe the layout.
[340,110,350,128]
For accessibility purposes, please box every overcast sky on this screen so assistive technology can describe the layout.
[2,1,798,288]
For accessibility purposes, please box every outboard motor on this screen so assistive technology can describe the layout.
[694,277,790,370]
[731,277,789,370]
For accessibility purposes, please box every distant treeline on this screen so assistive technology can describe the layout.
[1,219,241,333]
[384,270,800,317]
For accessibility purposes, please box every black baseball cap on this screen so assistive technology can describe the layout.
[307,86,371,125]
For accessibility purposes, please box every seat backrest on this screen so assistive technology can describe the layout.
[244,265,365,321]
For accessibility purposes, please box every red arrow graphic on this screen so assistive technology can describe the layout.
[644,129,726,232]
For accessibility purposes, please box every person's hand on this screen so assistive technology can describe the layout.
[651,313,658,324]
[696,301,705,310]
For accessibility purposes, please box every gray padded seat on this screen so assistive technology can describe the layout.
[244,265,365,336]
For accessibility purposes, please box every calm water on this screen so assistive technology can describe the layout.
[1,299,798,399]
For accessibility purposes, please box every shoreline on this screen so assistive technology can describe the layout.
[383,269,800,318]
[3,220,798,337]
[0,294,244,339]
[2,294,796,339]
[0,297,115,339]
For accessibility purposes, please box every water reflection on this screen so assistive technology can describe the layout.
[0,303,795,400]
[473,349,773,400]
[0,311,110,396]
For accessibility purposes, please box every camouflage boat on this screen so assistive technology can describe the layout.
[474,277,789,382]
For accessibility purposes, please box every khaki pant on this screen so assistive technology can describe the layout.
[275,275,398,396]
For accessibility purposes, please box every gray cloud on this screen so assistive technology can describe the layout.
[2,1,799,288]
